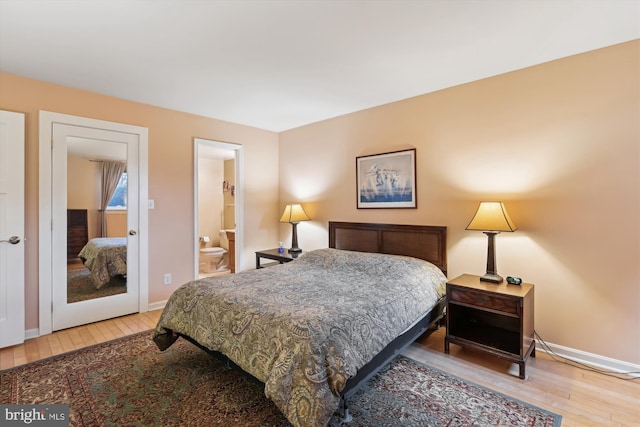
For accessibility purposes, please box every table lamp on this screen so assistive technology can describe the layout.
[279,204,310,253]
[466,201,517,283]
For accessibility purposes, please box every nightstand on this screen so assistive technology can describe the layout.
[444,274,535,379]
[255,248,301,269]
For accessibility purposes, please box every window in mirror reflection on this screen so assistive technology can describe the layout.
[108,172,127,209]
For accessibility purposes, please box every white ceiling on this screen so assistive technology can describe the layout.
[1,0,638,132]
[66,136,127,161]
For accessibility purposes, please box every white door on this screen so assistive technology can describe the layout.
[0,110,25,348]
[51,124,140,330]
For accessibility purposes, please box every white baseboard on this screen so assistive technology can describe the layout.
[25,328,40,340]
[23,302,167,341]
[147,300,167,311]
[537,340,640,377]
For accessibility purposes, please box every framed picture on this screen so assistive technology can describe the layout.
[356,148,417,209]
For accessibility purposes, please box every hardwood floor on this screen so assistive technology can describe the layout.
[411,327,640,427]
[0,310,161,370]
[1,311,638,426]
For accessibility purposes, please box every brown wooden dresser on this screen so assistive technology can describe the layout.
[67,209,88,260]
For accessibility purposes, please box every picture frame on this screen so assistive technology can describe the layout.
[356,148,417,209]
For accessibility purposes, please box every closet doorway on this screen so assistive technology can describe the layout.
[194,138,243,278]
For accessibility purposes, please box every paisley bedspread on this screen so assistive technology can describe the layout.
[153,248,446,427]
[78,237,127,289]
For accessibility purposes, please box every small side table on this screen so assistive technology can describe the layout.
[255,248,301,269]
[445,274,535,379]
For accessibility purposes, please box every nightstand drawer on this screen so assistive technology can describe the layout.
[449,288,519,315]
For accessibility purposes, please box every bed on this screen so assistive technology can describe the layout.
[153,222,447,427]
[77,237,127,289]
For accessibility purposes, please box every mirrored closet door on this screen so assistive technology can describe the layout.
[51,124,140,331]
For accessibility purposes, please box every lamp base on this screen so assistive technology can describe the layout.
[480,273,503,284]
[287,222,302,254]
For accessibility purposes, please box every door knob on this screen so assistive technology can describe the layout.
[1,236,20,244]
[129,230,137,236]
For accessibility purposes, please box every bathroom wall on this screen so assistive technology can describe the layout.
[198,157,224,247]
[223,159,235,230]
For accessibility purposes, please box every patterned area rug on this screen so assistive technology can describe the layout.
[67,264,126,303]
[1,331,561,427]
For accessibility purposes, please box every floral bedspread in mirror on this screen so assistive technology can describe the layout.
[78,237,127,289]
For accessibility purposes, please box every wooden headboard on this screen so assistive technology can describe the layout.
[328,221,447,277]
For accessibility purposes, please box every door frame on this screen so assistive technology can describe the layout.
[193,138,244,278]
[38,111,149,336]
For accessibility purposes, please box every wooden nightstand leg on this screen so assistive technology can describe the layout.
[444,337,450,354]
[518,362,526,379]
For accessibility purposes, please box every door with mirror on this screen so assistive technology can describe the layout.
[52,124,140,331]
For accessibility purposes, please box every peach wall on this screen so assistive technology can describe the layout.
[105,211,127,238]
[279,41,640,364]
[67,155,101,238]
[67,155,126,238]
[0,73,280,330]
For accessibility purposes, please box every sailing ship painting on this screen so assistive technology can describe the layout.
[356,149,416,208]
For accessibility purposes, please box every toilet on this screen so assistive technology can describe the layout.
[199,247,227,273]
[199,231,230,274]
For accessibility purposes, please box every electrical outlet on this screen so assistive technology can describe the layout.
[163,273,172,285]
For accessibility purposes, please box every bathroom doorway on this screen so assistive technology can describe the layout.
[194,138,242,279]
